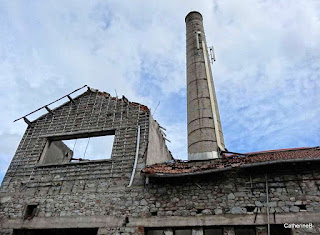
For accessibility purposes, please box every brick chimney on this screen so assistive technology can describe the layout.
[185,11,225,160]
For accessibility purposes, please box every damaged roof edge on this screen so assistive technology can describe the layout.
[142,157,320,178]
[14,85,88,123]
[15,86,150,124]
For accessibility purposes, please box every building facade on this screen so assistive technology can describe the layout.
[1,11,320,235]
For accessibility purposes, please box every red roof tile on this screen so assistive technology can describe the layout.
[142,147,320,176]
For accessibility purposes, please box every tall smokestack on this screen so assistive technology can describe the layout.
[185,11,225,160]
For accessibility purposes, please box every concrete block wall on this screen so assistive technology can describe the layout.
[0,90,149,220]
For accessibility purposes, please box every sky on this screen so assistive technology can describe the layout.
[0,0,320,183]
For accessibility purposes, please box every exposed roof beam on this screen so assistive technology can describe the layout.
[67,95,76,105]
[23,117,32,126]
[13,85,87,122]
[45,106,54,115]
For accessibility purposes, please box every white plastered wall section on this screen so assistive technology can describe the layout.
[146,116,173,165]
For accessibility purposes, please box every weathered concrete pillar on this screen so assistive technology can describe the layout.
[185,11,225,160]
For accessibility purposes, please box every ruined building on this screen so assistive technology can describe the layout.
[1,11,320,235]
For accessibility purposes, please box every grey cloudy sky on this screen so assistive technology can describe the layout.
[1,0,320,182]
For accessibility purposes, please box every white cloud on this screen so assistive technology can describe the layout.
[0,132,22,181]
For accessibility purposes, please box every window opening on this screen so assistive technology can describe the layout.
[204,228,223,235]
[14,228,98,235]
[245,206,256,213]
[234,227,255,235]
[40,131,115,164]
[146,230,164,235]
[146,228,192,235]
[297,204,306,211]
[234,226,256,235]
[65,136,114,162]
[270,225,292,235]
[24,204,38,220]
[174,229,192,235]
[196,209,203,214]
[146,227,227,235]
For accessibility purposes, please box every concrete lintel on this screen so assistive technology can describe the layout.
[39,129,116,140]
[37,158,112,168]
[2,213,320,230]
[128,212,320,227]
[0,215,124,229]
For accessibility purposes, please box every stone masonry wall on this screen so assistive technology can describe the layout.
[1,164,320,234]
[147,167,320,217]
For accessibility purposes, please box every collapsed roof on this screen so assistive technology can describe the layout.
[142,147,320,177]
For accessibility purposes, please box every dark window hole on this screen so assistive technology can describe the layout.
[245,206,256,212]
[297,204,307,211]
[24,204,38,220]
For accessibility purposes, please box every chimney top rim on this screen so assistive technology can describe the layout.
[185,11,203,22]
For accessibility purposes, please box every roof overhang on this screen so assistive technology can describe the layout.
[143,157,320,178]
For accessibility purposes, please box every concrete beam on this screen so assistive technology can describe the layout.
[128,212,320,227]
[0,216,125,229]
[2,212,319,230]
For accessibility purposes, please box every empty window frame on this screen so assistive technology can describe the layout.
[174,229,192,235]
[234,227,256,235]
[146,226,292,235]
[270,225,292,235]
[13,228,98,235]
[146,230,165,235]
[24,204,38,220]
[204,228,223,235]
[40,130,115,164]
